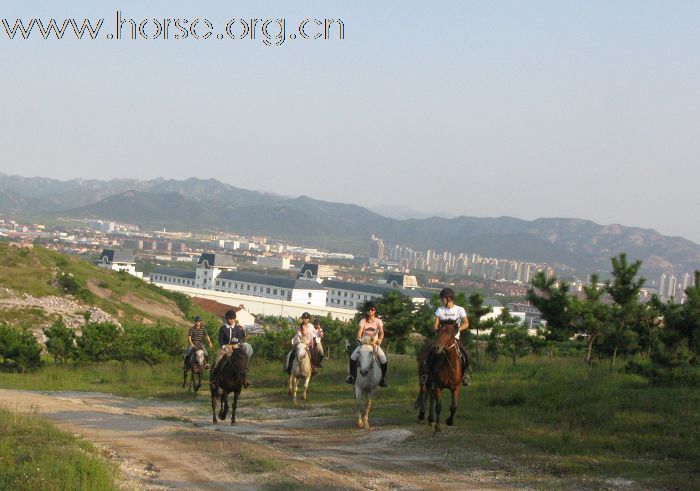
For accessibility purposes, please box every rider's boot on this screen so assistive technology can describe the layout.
[460,350,471,386]
[379,361,389,387]
[345,358,357,384]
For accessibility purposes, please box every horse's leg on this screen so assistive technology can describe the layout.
[446,385,460,426]
[194,372,201,395]
[428,386,435,426]
[354,386,364,429]
[288,373,294,398]
[219,392,228,421]
[433,387,443,433]
[302,374,310,401]
[231,388,240,425]
[417,383,427,423]
[363,395,372,430]
[183,368,188,388]
[210,387,218,424]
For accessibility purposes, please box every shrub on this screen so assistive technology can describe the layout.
[249,327,296,360]
[44,318,76,364]
[0,324,42,371]
[74,322,122,362]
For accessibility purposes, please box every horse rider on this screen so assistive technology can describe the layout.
[346,301,389,387]
[313,318,324,367]
[285,312,320,374]
[184,315,213,370]
[211,309,254,386]
[431,287,471,386]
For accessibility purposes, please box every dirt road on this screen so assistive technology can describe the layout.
[0,389,508,490]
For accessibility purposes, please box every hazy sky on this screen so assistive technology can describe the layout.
[1,1,699,243]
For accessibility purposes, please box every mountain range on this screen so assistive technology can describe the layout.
[0,172,698,279]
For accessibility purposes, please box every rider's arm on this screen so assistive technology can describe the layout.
[188,335,194,347]
[377,321,384,345]
[206,335,213,347]
[356,321,364,340]
[433,315,440,333]
[459,308,470,331]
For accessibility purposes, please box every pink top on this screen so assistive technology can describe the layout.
[360,318,384,340]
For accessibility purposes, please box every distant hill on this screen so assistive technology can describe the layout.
[1,174,698,278]
[0,243,189,327]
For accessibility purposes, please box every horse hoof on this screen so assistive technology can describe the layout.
[446,419,454,426]
[230,421,236,426]
[356,420,363,429]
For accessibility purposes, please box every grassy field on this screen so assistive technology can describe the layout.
[1,354,699,488]
[0,243,190,326]
[0,408,117,490]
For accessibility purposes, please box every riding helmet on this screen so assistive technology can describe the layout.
[193,315,202,322]
[439,287,455,299]
[225,309,236,319]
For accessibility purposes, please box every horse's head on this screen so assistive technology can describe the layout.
[359,335,373,346]
[194,348,205,367]
[295,338,310,359]
[436,322,457,354]
[357,342,377,377]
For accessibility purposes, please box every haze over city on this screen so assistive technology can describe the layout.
[1,0,699,243]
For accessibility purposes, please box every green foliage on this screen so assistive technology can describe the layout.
[527,271,577,342]
[486,309,531,364]
[75,322,184,365]
[0,324,42,372]
[248,327,297,360]
[44,318,76,364]
[316,316,355,358]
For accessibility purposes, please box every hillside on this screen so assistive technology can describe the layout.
[2,174,699,277]
[0,243,189,330]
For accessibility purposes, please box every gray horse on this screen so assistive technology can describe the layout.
[354,336,382,430]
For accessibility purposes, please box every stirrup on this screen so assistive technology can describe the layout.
[461,373,471,386]
[419,373,428,385]
[379,377,388,388]
[345,375,355,384]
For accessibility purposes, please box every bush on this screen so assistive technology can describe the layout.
[0,324,42,371]
[74,322,185,365]
[44,318,76,364]
[249,328,296,361]
[75,323,122,362]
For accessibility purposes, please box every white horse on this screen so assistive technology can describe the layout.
[354,336,382,430]
[183,347,206,395]
[288,336,312,402]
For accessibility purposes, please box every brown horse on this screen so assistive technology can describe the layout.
[416,322,462,432]
[210,345,248,425]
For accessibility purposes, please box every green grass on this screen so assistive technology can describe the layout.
[1,354,699,488]
[0,408,117,490]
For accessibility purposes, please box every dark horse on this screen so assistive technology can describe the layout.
[210,346,248,425]
[415,322,462,432]
[183,344,206,395]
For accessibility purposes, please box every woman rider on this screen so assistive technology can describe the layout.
[285,312,319,374]
[346,301,388,387]
[433,287,471,386]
